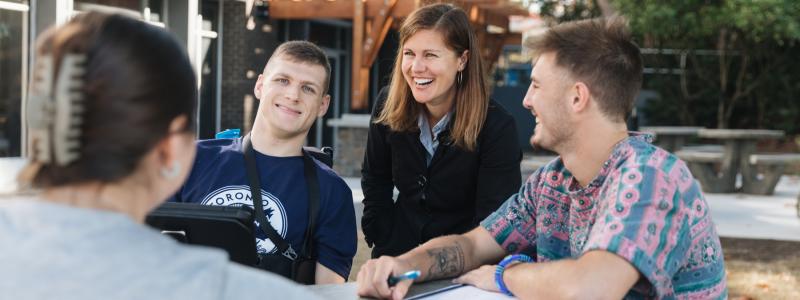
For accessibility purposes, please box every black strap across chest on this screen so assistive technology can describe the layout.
[242,134,320,260]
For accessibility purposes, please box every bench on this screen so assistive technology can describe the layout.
[681,144,724,153]
[675,149,725,163]
[520,155,557,182]
[675,149,731,193]
[640,126,703,152]
[741,153,800,195]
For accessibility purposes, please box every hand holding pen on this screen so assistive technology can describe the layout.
[387,270,421,287]
[356,256,419,300]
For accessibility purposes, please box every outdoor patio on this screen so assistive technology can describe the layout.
[344,171,800,242]
[344,168,800,298]
[706,175,800,242]
[2,155,798,298]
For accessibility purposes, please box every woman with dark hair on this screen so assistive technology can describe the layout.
[361,3,522,257]
[0,12,320,299]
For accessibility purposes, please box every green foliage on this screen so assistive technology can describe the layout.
[528,0,800,133]
[533,0,603,22]
[616,0,800,44]
[616,0,800,132]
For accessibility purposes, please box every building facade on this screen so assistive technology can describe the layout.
[0,0,391,159]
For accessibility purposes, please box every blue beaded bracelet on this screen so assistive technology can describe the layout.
[495,254,533,297]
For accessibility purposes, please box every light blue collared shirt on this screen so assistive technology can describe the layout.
[418,111,453,166]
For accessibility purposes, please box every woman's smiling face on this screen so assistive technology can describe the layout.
[401,29,466,107]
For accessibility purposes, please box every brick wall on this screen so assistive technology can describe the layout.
[219,1,279,132]
[333,127,369,177]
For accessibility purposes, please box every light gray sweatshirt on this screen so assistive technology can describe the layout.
[0,197,324,300]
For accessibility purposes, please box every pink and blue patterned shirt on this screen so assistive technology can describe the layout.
[481,133,727,299]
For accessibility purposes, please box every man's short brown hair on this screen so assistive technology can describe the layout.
[526,18,643,122]
[267,40,331,94]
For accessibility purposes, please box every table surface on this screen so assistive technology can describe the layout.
[308,280,512,300]
[698,129,784,139]
[308,282,360,299]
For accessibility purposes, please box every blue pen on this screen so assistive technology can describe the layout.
[387,270,421,287]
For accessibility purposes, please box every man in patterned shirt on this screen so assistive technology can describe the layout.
[356,17,727,300]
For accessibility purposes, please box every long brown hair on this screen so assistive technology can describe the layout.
[375,3,488,151]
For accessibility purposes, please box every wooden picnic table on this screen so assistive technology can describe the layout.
[685,129,784,193]
[640,126,703,152]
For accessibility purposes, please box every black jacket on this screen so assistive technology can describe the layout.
[361,89,522,257]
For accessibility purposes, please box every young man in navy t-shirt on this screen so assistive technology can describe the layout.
[170,41,356,284]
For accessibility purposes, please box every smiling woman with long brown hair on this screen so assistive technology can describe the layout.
[360,3,522,258]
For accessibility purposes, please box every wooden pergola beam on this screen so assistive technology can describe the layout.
[363,0,397,67]
[483,10,509,29]
[267,0,415,20]
[351,0,366,109]
[351,0,398,110]
[503,34,521,46]
[485,33,506,71]
[267,0,527,110]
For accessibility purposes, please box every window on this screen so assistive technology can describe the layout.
[0,0,28,157]
[197,0,220,139]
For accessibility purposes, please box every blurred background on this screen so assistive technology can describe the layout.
[1,1,798,298]
[2,1,799,156]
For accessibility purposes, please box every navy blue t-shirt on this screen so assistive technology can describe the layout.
[169,138,357,279]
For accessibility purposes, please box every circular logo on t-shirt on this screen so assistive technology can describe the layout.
[200,185,287,254]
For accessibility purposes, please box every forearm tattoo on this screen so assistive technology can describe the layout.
[424,244,465,280]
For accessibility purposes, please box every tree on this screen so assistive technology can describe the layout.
[612,0,800,129]
[529,0,800,130]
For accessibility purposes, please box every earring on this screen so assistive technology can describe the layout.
[160,161,181,179]
[457,71,463,86]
